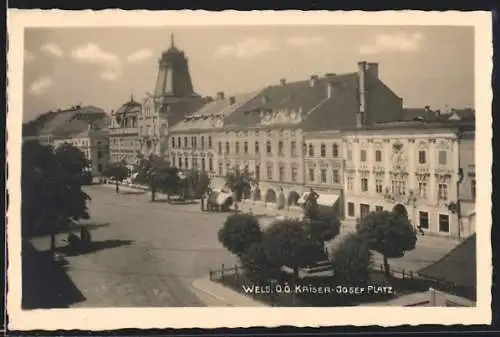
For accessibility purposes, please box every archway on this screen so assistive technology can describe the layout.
[392,203,408,217]
[252,187,261,201]
[287,191,301,206]
[265,189,277,203]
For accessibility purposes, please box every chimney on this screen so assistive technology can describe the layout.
[367,62,379,79]
[280,78,286,86]
[229,96,236,105]
[357,61,368,128]
[310,75,319,87]
[216,91,225,100]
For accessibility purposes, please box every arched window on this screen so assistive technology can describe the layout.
[255,141,260,154]
[332,143,339,158]
[308,144,314,157]
[183,136,188,148]
[278,141,284,156]
[225,141,230,154]
[171,137,175,148]
[201,136,205,149]
[320,143,326,157]
[208,136,212,149]
[266,141,272,154]
[218,141,222,154]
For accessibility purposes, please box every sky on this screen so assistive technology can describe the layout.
[23,25,474,122]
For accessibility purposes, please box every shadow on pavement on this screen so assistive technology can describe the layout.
[25,222,111,238]
[121,191,147,195]
[57,239,134,257]
[22,240,86,309]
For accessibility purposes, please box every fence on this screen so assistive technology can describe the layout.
[208,264,244,281]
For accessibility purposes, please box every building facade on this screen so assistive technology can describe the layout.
[108,96,141,165]
[138,34,207,160]
[458,130,476,237]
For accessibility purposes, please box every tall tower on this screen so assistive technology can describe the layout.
[153,34,197,99]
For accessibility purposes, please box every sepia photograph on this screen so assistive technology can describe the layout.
[7,10,492,330]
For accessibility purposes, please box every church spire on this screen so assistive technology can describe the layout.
[170,33,175,48]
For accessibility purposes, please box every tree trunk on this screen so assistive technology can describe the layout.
[151,187,156,202]
[383,255,391,278]
[50,232,56,255]
[200,197,205,211]
[115,181,119,193]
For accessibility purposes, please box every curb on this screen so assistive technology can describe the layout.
[191,279,235,307]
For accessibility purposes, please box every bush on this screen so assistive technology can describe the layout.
[240,242,280,282]
[218,213,262,257]
[332,233,372,285]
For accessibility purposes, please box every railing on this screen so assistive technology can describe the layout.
[209,264,243,281]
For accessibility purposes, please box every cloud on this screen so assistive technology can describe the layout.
[71,43,122,81]
[127,48,153,63]
[359,32,424,55]
[24,50,35,63]
[29,76,53,96]
[285,36,327,48]
[40,43,64,57]
[214,38,277,59]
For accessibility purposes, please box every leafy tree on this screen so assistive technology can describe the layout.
[356,210,417,277]
[103,161,129,193]
[225,166,254,206]
[332,233,373,285]
[261,219,321,279]
[154,166,181,201]
[146,156,170,201]
[240,242,280,282]
[218,213,262,257]
[22,141,91,253]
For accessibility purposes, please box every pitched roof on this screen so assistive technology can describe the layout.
[417,234,476,289]
[169,91,260,132]
[36,105,106,136]
[53,115,108,139]
[403,107,475,123]
[114,98,141,115]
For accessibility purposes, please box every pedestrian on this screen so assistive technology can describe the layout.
[80,227,92,250]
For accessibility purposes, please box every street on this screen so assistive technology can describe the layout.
[27,184,460,307]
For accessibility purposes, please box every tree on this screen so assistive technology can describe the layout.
[225,166,254,209]
[218,213,262,257]
[332,233,373,285]
[240,242,280,282]
[22,141,91,253]
[261,219,321,279]
[102,161,129,193]
[146,156,170,202]
[356,210,417,277]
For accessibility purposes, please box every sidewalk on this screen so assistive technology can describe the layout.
[192,277,268,307]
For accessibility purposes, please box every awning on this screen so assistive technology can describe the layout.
[298,192,340,207]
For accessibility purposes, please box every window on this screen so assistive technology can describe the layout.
[192,137,197,149]
[320,143,326,157]
[308,144,314,157]
[97,163,102,173]
[184,158,189,169]
[225,142,230,154]
[347,202,355,217]
[321,169,327,183]
[208,136,212,149]
[471,179,476,199]
[218,162,223,176]
[332,144,339,158]
[171,137,176,148]
[255,141,260,154]
[360,149,367,162]
[438,183,448,201]
[177,137,181,148]
[267,164,273,180]
[178,157,182,168]
[184,137,188,148]
[376,179,383,193]
[209,158,213,171]
[218,141,222,154]
[419,211,429,229]
[235,142,240,154]
[278,141,284,156]
[375,205,384,212]
[391,179,406,195]
[375,150,382,162]
[308,168,315,182]
[291,141,297,157]
[347,149,352,161]
[97,150,102,159]
[266,141,272,154]
[279,165,285,181]
[360,204,370,218]
[361,178,368,192]
[171,156,176,167]
[418,150,426,164]
[347,177,354,191]
[201,158,206,171]
[201,136,205,149]
[244,141,248,154]
[192,158,198,169]
[418,182,428,198]
[291,167,298,182]
[332,169,340,184]
[255,165,260,181]
[438,150,447,165]
[439,214,450,232]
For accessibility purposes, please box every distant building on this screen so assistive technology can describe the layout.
[138,34,207,160]
[53,119,110,177]
[108,96,141,165]
[22,105,107,146]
